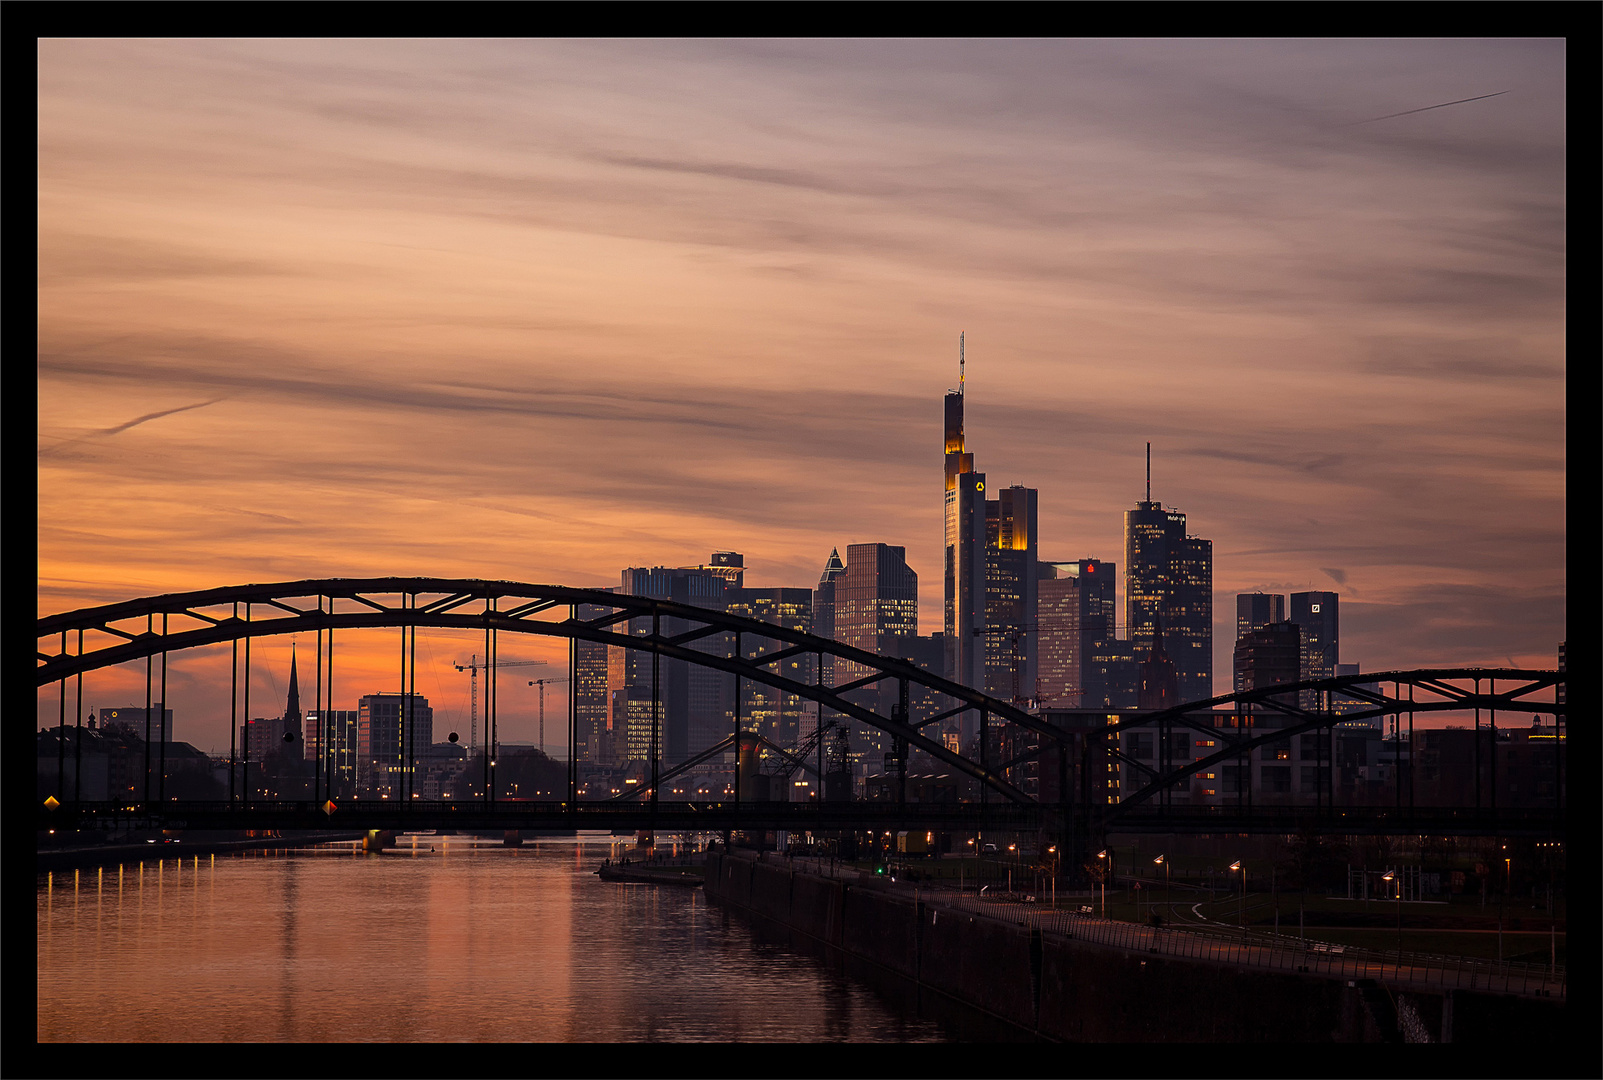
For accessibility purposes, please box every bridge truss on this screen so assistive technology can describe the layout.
[37,578,1564,843]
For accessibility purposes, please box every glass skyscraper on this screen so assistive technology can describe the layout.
[1125,495,1212,704]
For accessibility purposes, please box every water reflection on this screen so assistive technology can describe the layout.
[38,838,948,1043]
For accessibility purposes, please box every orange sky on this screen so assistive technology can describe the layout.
[37,40,1566,752]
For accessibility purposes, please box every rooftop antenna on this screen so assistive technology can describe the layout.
[1146,441,1151,504]
[959,331,965,395]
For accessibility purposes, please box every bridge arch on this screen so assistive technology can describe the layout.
[37,577,1065,806]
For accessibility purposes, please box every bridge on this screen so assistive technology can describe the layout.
[38,578,1565,848]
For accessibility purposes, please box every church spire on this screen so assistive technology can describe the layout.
[285,645,302,730]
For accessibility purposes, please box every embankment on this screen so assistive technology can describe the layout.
[703,850,1563,1043]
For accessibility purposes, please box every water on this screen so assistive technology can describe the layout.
[37,836,950,1042]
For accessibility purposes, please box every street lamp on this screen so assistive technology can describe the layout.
[1383,869,1402,968]
[1154,854,1169,921]
[1048,846,1058,909]
[1230,860,1245,932]
[1097,850,1109,917]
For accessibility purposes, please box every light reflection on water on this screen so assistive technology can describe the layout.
[38,838,949,1043]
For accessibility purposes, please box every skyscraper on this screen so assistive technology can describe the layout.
[831,542,918,768]
[614,562,732,767]
[944,335,985,703]
[1036,559,1116,708]
[984,485,1038,704]
[1236,593,1286,642]
[812,547,846,689]
[1289,591,1339,709]
[1124,447,1212,702]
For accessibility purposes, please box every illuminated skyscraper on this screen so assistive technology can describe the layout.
[984,485,1038,704]
[812,547,847,688]
[1036,559,1116,708]
[944,338,985,703]
[832,542,917,768]
[1124,446,1212,702]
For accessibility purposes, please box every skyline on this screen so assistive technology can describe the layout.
[37,39,1566,750]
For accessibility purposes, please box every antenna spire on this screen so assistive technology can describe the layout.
[959,331,965,394]
[1146,441,1151,504]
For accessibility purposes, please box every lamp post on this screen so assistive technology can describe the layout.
[1097,849,1109,917]
[1154,854,1168,922]
[1383,869,1401,972]
[1230,860,1244,933]
[1048,846,1058,910]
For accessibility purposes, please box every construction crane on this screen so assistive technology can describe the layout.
[453,656,547,753]
[527,677,570,757]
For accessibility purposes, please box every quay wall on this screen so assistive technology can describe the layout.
[703,851,1563,1044]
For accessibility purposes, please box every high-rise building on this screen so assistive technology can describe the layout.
[830,543,917,769]
[1233,622,1301,710]
[812,548,847,689]
[614,562,732,768]
[725,584,814,748]
[1036,559,1116,708]
[1290,591,1339,709]
[572,597,614,766]
[984,485,1038,705]
[1236,593,1286,641]
[357,692,433,796]
[1124,446,1212,702]
[944,337,986,706]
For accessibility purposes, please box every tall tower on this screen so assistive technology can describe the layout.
[984,485,1038,704]
[1289,592,1338,709]
[944,334,986,718]
[1124,444,1212,702]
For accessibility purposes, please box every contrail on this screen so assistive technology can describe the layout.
[1346,90,1509,126]
[40,397,226,457]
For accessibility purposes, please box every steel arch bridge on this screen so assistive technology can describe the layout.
[37,578,1564,840]
[36,576,1057,812]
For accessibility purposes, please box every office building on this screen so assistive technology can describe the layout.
[943,342,986,702]
[812,548,847,688]
[725,584,814,748]
[1124,447,1212,702]
[1232,622,1302,708]
[1236,593,1286,641]
[357,692,433,796]
[303,709,358,795]
[829,543,917,770]
[984,485,1038,705]
[1290,591,1339,709]
[572,599,613,766]
[1036,559,1116,709]
[614,562,732,768]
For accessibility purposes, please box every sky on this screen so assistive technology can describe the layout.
[36,39,1566,752]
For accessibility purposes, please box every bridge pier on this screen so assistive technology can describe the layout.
[363,829,395,852]
[503,830,522,847]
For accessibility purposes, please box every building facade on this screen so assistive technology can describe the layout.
[1290,591,1339,709]
[357,692,434,797]
[1125,496,1212,704]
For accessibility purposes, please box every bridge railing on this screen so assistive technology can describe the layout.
[935,891,1565,1002]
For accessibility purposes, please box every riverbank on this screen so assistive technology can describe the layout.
[703,848,1565,1043]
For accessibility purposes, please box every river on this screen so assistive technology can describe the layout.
[37,835,950,1043]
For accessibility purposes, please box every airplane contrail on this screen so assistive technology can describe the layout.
[1346,90,1510,126]
[40,398,226,457]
